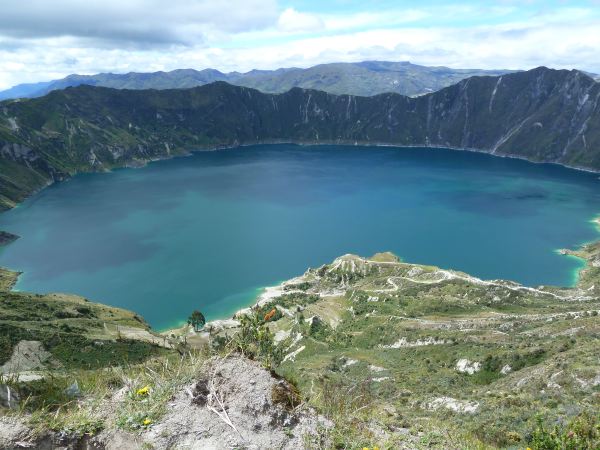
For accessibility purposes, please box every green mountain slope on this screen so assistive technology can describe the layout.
[0,67,599,211]
[0,61,512,100]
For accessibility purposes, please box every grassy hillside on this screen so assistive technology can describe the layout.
[222,242,600,448]
[0,268,168,372]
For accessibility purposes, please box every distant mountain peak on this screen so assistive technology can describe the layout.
[0,61,517,101]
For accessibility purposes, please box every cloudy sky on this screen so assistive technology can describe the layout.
[1,0,599,89]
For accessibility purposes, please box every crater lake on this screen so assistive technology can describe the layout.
[1,144,599,329]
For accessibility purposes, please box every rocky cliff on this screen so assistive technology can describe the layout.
[0,66,598,210]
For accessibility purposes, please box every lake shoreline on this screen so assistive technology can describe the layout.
[170,213,600,338]
[1,141,599,217]
[1,146,598,330]
[124,140,600,176]
[164,215,600,336]
[163,232,600,339]
[3,229,599,337]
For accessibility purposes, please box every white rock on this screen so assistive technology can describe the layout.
[379,337,449,349]
[282,345,305,363]
[407,267,423,277]
[455,359,481,375]
[372,377,391,383]
[427,397,479,414]
[274,329,291,343]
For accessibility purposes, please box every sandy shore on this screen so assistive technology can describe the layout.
[161,275,305,341]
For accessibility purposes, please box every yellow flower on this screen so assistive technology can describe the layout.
[142,418,152,426]
[362,448,370,450]
[136,385,150,396]
[374,447,379,450]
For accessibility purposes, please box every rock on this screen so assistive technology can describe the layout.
[143,356,328,449]
[427,396,479,414]
[455,359,481,375]
[382,404,397,417]
[0,418,33,448]
[96,430,141,450]
[0,340,57,374]
[369,364,386,373]
[0,384,19,409]
[64,381,81,398]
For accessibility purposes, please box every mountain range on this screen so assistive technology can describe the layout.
[0,61,513,100]
[1,61,600,449]
[0,66,599,211]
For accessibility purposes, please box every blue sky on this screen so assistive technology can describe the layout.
[0,0,599,89]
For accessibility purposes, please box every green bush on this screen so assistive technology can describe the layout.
[230,311,284,369]
[529,412,600,450]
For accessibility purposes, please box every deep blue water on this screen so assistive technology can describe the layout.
[0,145,598,329]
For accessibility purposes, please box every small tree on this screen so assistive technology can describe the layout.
[187,310,206,332]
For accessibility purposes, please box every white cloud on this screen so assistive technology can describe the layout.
[322,10,430,31]
[0,0,279,45]
[277,8,324,33]
[0,2,599,90]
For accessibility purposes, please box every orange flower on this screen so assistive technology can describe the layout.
[264,308,277,322]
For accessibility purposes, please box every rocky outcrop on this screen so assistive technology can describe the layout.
[0,67,599,210]
[0,356,327,450]
[0,340,59,376]
[142,356,325,449]
[0,385,19,410]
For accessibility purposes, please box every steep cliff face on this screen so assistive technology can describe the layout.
[423,67,600,168]
[0,67,598,210]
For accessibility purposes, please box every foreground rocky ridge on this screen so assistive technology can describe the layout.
[1,356,328,450]
[0,66,599,210]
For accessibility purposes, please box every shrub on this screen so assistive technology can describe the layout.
[529,412,600,450]
[230,311,283,369]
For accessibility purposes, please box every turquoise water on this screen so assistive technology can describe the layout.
[0,144,599,329]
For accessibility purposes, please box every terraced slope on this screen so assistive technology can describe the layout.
[227,242,600,447]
